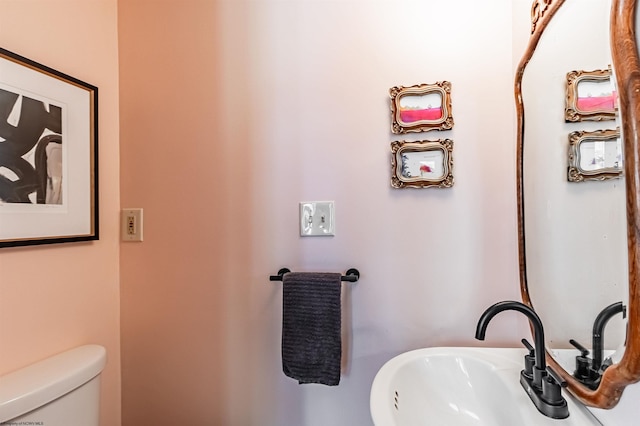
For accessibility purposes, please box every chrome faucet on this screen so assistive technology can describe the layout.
[475,300,569,419]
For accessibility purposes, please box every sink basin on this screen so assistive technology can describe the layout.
[370,347,601,425]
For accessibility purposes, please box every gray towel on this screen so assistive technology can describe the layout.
[281,272,342,386]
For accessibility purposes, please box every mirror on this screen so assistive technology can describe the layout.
[517,0,640,407]
[522,0,627,366]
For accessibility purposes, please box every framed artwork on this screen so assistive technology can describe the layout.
[565,69,617,122]
[390,139,454,188]
[389,82,454,134]
[0,47,98,247]
[568,128,622,182]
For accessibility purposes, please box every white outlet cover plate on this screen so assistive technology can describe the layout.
[300,201,335,236]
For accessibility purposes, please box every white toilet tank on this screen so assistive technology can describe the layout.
[0,345,106,426]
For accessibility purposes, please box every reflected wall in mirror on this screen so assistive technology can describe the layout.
[516,0,640,408]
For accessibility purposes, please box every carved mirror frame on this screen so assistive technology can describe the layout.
[517,0,640,408]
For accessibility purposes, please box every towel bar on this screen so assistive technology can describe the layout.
[269,268,360,283]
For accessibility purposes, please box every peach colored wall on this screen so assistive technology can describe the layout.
[0,1,121,425]
[118,1,232,423]
[119,0,525,425]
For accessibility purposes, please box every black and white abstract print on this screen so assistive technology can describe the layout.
[0,87,63,205]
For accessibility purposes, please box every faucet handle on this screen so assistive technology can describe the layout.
[546,366,568,388]
[521,338,535,356]
[521,339,535,378]
[569,339,589,357]
[543,366,568,407]
[569,338,595,382]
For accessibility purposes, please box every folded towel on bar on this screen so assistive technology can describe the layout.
[281,272,342,386]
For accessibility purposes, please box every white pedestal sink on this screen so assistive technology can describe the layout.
[370,347,601,426]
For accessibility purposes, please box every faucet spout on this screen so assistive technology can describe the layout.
[475,301,546,370]
[592,301,626,370]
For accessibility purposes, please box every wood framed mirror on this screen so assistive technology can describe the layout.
[516,0,640,408]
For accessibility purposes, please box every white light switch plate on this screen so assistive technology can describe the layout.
[300,201,335,236]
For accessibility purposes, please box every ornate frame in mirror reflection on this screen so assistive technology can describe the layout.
[565,69,617,122]
[516,0,640,408]
[568,128,623,182]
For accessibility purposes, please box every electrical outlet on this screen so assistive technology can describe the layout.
[122,208,143,242]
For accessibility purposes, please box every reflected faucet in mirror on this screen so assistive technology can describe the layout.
[569,302,626,390]
[475,301,569,419]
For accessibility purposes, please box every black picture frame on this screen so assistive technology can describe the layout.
[0,47,98,248]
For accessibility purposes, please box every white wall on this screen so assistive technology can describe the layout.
[224,1,523,424]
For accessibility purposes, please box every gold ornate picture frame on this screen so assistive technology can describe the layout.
[390,139,454,189]
[568,128,623,182]
[389,82,454,134]
[565,69,617,122]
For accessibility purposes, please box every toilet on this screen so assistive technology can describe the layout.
[0,345,106,425]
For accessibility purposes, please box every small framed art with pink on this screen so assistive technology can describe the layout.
[389,82,454,134]
[565,68,617,122]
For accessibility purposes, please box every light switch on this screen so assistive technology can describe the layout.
[300,201,335,236]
